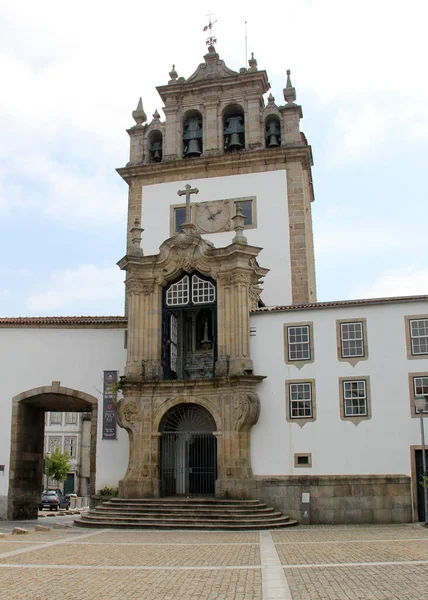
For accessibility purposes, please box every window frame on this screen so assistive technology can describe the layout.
[294,453,312,468]
[285,379,316,427]
[408,372,428,417]
[336,318,368,365]
[64,436,77,459]
[339,376,371,425]
[47,436,62,454]
[232,196,257,230]
[65,412,78,425]
[405,315,428,359]
[50,412,62,426]
[284,322,314,368]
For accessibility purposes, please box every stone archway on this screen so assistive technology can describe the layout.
[8,381,98,520]
[159,403,217,496]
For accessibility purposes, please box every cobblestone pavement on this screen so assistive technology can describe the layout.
[0,523,426,599]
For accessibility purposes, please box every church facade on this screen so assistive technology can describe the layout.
[1,46,427,524]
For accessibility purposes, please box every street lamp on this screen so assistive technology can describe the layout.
[414,394,428,527]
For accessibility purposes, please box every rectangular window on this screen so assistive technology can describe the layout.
[50,412,62,425]
[65,412,78,425]
[289,382,312,419]
[174,207,187,233]
[234,200,253,226]
[288,325,310,361]
[340,321,364,358]
[48,437,61,454]
[413,376,428,413]
[410,319,428,355]
[64,437,77,458]
[343,380,368,416]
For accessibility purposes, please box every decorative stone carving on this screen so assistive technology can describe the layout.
[118,398,142,433]
[126,280,154,295]
[234,392,260,431]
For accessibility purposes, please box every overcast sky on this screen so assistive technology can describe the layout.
[1,0,427,316]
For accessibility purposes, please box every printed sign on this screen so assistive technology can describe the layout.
[102,370,118,440]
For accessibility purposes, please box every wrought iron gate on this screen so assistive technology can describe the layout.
[160,432,217,496]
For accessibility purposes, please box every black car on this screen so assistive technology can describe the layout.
[39,491,70,511]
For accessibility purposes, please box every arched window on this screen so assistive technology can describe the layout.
[223,104,245,152]
[148,130,163,162]
[183,110,203,158]
[265,116,281,148]
[162,273,216,380]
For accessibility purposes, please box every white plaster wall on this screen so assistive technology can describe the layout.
[250,300,428,477]
[141,171,292,306]
[0,327,128,517]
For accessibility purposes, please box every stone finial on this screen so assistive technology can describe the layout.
[152,109,160,120]
[232,204,247,245]
[267,92,276,106]
[168,64,178,84]
[132,98,147,125]
[248,52,258,72]
[283,69,296,104]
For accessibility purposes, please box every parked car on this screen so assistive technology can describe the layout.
[39,491,70,511]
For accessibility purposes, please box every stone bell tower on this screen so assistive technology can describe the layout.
[115,43,315,499]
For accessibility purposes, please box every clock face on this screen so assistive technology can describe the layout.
[195,201,230,233]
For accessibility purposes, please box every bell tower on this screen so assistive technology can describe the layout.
[116,43,316,500]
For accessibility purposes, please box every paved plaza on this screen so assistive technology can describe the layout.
[0,519,427,599]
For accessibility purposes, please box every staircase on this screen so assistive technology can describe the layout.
[74,497,298,530]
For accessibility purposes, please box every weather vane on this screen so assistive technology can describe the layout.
[203,11,218,48]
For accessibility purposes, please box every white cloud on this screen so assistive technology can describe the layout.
[27,265,124,313]
[354,269,428,299]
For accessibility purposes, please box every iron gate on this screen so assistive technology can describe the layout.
[160,432,217,496]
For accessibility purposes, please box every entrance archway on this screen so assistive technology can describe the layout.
[8,382,98,520]
[159,404,216,496]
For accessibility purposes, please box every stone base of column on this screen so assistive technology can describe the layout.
[118,477,155,498]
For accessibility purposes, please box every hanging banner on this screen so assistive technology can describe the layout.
[102,370,118,440]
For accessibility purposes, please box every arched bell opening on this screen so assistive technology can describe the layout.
[148,130,163,163]
[265,115,281,148]
[223,104,245,153]
[183,110,203,158]
[162,272,217,381]
[159,403,217,496]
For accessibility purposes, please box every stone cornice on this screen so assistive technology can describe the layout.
[117,145,314,185]
[156,70,270,104]
[121,374,266,394]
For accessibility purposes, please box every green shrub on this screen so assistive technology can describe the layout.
[97,486,119,497]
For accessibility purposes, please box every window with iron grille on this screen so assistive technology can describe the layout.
[48,437,61,453]
[289,382,312,419]
[340,321,364,358]
[343,379,368,416]
[410,319,428,355]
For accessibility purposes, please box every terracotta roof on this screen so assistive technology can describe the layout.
[0,316,127,327]
[252,295,428,314]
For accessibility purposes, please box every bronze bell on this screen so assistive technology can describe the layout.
[266,120,281,148]
[268,134,279,147]
[184,138,201,157]
[150,140,162,162]
[228,133,242,150]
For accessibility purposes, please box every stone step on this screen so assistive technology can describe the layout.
[87,509,284,521]
[75,497,298,530]
[104,498,264,507]
[75,516,297,530]
[94,505,274,516]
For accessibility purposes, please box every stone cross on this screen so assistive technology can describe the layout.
[177,184,199,223]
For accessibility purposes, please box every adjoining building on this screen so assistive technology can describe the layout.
[1,44,427,523]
